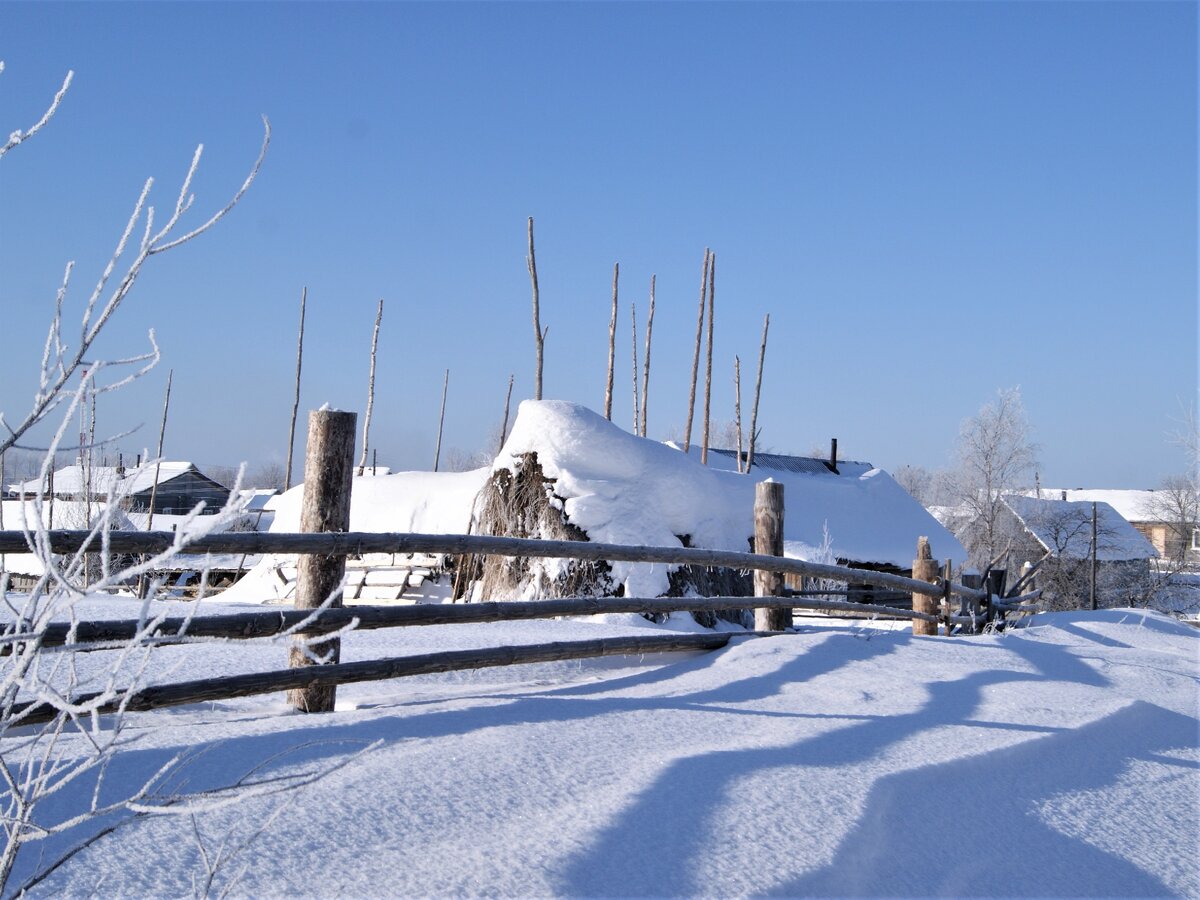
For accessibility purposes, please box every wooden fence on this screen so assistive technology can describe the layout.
[1,410,1039,724]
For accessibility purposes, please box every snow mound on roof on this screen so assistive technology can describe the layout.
[498,401,751,596]
[498,401,965,597]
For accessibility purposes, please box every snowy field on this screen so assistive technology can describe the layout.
[5,598,1197,898]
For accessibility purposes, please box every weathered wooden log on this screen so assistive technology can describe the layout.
[0,530,989,600]
[753,481,789,631]
[11,632,741,726]
[911,536,940,636]
[12,594,947,653]
[290,409,356,713]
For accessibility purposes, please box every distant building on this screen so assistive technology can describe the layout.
[8,461,230,515]
[1035,489,1198,567]
[998,495,1158,608]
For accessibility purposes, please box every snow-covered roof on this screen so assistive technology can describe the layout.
[9,461,201,497]
[1031,489,1186,524]
[1002,495,1157,561]
[500,401,965,595]
[700,447,874,478]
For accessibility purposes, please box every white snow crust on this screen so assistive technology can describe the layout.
[5,600,1195,898]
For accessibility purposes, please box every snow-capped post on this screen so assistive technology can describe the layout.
[289,408,357,713]
[911,536,939,636]
[753,480,789,631]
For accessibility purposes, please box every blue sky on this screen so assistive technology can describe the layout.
[0,2,1195,488]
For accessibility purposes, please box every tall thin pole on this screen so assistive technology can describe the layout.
[527,217,544,401]
[145,369,173,532]
[605,262,618,420]
[734,356,744,473]
[358,298,384,476]
[433,368,449,472]
[747,314,770,472]
[630,302,640,432]
[701,252,715,464]
[640,274,655,438]
[498,374,515,454]
[684,249,709,453]
[284,286,307,491]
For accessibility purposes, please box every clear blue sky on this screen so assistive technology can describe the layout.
[1,2,1195,488]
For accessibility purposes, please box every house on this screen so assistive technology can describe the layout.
[9,461,230,516]
[1034,488,1199,567]
[692,446,968,583]
[999,495,1158,608]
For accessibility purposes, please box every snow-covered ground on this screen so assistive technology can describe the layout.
[5,598,1197,898]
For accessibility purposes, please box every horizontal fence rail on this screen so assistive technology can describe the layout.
[7,594,986,654]
[0,530,989,601]
[10,633,742,727]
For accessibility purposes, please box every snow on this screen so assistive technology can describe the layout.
[5,600,1196,897]
[501,401,965,592]
[1035,488,1170,524]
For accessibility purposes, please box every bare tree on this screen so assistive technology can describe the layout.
[284,287,306,491]
[639,274,655,438]
[605,262,618,420]
[683,249,709,453]
[527,217,545,401]
[951,387,1039,570]
[1143,474,1199,568]
[894,464,934,506]
[0,62,286,894]
[357,298,384,476]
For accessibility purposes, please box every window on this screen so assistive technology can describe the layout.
[1192,528,1200,551]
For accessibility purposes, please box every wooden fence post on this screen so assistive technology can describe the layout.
[753,480,789,631]
[911,536,939,636]
[289,408,357,713]
[961,572,983,634]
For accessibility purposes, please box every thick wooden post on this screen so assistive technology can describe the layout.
[911,536,939,636]
[753,480,789,631]
[289,408,357,713]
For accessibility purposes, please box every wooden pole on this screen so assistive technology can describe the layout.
[284,286,306,492]
[630,301,640,432]
[144,369,173,532]
[753,480,789,631]
[734,356,744,473]
[357,298,383,476]
[605,262,618,420]
[747,314,769,471]
[289,408,357,713]
[527,217,544,401]
[498,374,514,454]
[640,274,655,437]
[684,249,709,453]
[433,368,449,472]
[701,252,715,464]
[1090,501,1098,610]
[942,558,953,635]
[911,536,939,636]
